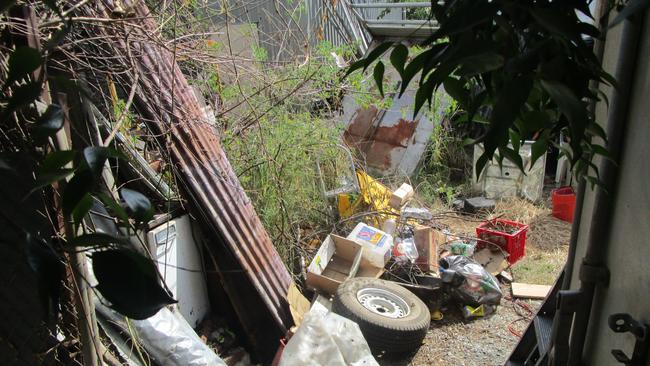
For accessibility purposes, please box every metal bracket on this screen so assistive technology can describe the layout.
[556,289,583,313]
[608,313,650,365]
[579,261,610,286]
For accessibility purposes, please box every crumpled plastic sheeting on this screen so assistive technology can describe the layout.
[96,302,225,366]
[279,306,378,366]
[440,255,503,306]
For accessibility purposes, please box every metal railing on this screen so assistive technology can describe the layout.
[345,0,441,39]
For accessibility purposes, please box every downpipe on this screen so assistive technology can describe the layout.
[567,11,645,366]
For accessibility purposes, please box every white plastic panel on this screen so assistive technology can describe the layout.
[148,215,210,328]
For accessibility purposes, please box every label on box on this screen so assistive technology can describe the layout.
[356,226,388,247]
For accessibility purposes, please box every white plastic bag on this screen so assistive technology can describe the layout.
[279,306,378,366]
[96,302,226,366]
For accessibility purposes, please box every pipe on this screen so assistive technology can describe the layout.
[567,11,645,365]
[561,0,610,292]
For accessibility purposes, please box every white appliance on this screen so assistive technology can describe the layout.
[147,215,210,328]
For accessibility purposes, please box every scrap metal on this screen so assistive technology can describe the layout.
[71,0,294,356]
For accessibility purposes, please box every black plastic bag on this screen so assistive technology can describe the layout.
[439,255,502,307]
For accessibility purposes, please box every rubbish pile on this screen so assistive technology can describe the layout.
[276,171,535,364]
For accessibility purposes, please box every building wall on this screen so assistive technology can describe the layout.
[569,9,650,365]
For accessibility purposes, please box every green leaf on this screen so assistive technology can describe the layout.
[443,77,469,108]
[530,135,549,170]
[592,88,610,109]
[413,78,435,118]
[41,150,76,172]
[83,146,122,176]
[390,44,409,75]
[475,153,490,181]
[456,52,504,76]
[33,104,64,144]
[97,192,129,224]
[344,59,367,78]
[62,169,94,217]
[32,168,75,192]
[540,80,587,125]
[609,0,650,28]
[586,122,608,142]
[584,175,607,192]
[520,110,551,135]
[589,144,608,157]
[499,146,525,172]
[4,81,42,115]
[576,22,601,38]
[530,8,581,41]
[485,76,533,155]
[373,61,385,97]
[68,232,127,248]
[435,2,496,38]
[344,42,392,77]
[4,47,42,88]
[92,249,176,320]
[598,70,618,88]
[398,45,442,97]
[120,188,153,223]
[509,129,521,153]
[31,150,77,191]
[72,193,93,224]
[558,145,574,162]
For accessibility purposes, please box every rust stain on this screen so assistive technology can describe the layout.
[372,118,419,147]
[344,109,421,172]
[343,107,379,146]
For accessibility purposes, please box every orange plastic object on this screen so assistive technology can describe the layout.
[552,187,576,223]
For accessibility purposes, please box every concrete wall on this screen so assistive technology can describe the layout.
[569,9,650,365]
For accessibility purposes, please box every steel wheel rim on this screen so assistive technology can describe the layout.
[356,287,410,319]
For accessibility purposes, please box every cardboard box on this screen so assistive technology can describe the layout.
[414,226,438,273]
[389,183,414,209]
[306,235,384,295]
[347,222,393,267]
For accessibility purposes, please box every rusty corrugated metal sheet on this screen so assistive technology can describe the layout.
[75,1,293,356]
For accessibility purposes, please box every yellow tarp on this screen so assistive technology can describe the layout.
[337,170,400,227]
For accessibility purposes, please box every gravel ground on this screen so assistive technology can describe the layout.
[378,285,541,366]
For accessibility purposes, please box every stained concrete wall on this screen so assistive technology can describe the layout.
[568,9,650,365]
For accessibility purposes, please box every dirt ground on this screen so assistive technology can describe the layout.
[382,197,571,366]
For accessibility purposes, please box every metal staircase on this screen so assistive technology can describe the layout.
[506,271,564,366]
[346,1,440,40]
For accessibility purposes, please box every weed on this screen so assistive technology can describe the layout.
[415,99,472,206]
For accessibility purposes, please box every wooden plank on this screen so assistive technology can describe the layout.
[511,283,552,299]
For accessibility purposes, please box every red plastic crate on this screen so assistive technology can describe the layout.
[476,218,529,264]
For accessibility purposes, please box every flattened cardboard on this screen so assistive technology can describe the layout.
[472,248,509,275]
[287,282,311,326]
